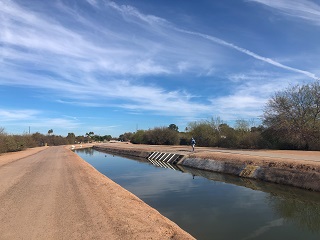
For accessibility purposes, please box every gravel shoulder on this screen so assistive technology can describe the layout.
[0,146,195,240]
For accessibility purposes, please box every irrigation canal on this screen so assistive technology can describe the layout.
[75,148,320,240]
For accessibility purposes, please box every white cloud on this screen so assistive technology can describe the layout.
[107,1,169,27]
[0,0,223,81]
[243,218,284,240]
[0,108,80,128]
[86,0,97,8]
[1,0,319,125]
[209,71,308,121]
[0,109,40,121]
[177,28,320,80]
[0,108,83,135]
[38,118,81,129]
[210,95,265,120]
[247,0,320,26]
[108,1,320,79]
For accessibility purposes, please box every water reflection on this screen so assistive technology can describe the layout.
[178,165,320,234]
[148,159,181,170]
[243,218,285,240]
[75,147,95,156]
[76,149,320,240]
[270,195,320,233]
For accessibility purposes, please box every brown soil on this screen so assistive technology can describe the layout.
[0,145,194,240]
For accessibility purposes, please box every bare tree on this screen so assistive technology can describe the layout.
[235,119,250,132]
[0,127,5,135]
[263,82,320,150]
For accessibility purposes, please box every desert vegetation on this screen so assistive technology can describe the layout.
[0,128,112,154]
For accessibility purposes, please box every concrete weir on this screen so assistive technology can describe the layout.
[148,152,183,164]
[147,152,183,170]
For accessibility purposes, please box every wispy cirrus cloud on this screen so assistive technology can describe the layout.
[0,108,81,134]
[106,0,320,80]
[1,0,319,126]
[212,70,308,120]
[0,109,40,121]
[247,0,320,26]
[85,0,97,8]
[177,28,320,80]
[0,0,218,118]
[0,1,173,76]
[0,108,79,127]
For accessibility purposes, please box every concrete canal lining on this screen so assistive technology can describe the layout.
[180,157,320,192]
[93,143,320,192]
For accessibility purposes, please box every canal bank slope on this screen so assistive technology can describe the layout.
[0,146,194,240]
[94,142,320,192]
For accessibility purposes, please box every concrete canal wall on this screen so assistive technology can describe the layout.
[93,144,320,192]
[180,157,320,192]
[93,145,151,158]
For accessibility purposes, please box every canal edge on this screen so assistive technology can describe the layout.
[92,145,320,192]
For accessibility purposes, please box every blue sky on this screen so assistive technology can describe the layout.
[1,0,319,137]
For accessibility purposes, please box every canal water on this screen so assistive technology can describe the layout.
[75,148,320,240]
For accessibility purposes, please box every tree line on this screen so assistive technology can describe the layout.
[0,129,112,154]
[1,81,319,153]
[119,81,320,150]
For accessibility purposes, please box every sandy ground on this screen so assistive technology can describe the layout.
[0,145,194,240]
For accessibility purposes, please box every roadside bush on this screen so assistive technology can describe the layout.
[0,129,18,153]
[179,132,191,145]
[237,132,262,149]
[217,123,237,148]
[0,135,7,153]
[4,135,17,152]
[188,121,218,147]
[143,127,179,145]
[31,132,46,146]
[118,132,133,142]
[130,127,180,145]
[131,130,146,144]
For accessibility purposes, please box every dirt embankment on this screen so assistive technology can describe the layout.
[95,142,320,191]
[0,146,194,240]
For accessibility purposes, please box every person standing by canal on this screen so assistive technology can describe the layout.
[191,137,196,152]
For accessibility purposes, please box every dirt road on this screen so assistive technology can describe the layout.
[100,142,320,161]
[0,146,194,240]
